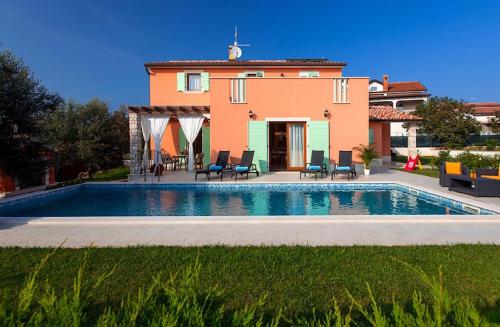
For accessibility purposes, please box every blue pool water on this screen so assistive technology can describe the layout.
[0,183,489,217]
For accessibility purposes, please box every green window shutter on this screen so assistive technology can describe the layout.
[178,127,187,153]
[309,71,319,77]
[256,71,264,77]
[176,72,185,92]
[369,128,374,144]
[307,121,330,167]
[201,72,210,91]
[202,126,210,167]
[248,121,268,172]
[237,73,246,78]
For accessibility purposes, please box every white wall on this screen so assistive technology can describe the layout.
[393,147,500,157]
[369,81,383,92]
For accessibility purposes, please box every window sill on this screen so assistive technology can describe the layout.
[333,102,350,104]
[230,102,247,104]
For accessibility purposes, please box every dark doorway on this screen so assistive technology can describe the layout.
[193,132,202,155]
[269,122,287,171]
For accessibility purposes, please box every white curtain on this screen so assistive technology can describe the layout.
[148,115,171,165]
[178,115,205,171]
[288,123,304,167]
[140,115,152,171]
[188,74,201,91]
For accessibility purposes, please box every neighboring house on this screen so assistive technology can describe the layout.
[128,59,418,172]
[369,75,429,136]
[465,102,500,135]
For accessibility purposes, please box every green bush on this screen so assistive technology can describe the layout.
[455,151,500,170]
[485,139,497,151]
[0,250,494,326]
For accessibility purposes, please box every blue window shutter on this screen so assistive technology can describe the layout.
[201,72,210,91]
[176,72,185,92]
[369,128,374,144]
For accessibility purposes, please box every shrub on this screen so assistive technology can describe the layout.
[0,250,494,326]
[485,139,497,151]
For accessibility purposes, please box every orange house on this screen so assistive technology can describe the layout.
[128,59,416,173]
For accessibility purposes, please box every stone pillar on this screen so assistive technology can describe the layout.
[129,112,142,174]
[407,122,417,157]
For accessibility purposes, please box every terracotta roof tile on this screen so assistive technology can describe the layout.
[144,59,346,67]
[387,81,427,92]
[465,102,500,116]
[369,105,420,122]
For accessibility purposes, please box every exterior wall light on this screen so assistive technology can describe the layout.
[324,108,330,118]
[249,110,254,119]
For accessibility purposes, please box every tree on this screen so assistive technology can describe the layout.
[409,97,481,149]
[0,50,63,187]
[43,99,129,178]
[489,111,500,134]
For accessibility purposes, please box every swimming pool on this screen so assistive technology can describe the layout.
[0,183,495,217]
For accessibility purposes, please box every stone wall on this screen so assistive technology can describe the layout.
[129,112,142,174]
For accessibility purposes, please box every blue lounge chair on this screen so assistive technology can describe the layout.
[195,151,231,181]
[331,151,356,181]
[300,150,327,180]
[231,150,260,181]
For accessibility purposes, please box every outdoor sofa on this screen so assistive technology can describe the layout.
[448,166,500,197]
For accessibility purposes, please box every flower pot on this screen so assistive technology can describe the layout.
[364,169,370,176]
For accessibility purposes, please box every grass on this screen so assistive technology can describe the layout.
[0,245,499,324]
[393,168,440,178]
[89,166,129,182]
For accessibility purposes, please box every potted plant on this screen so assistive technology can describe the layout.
[353,144,378,176]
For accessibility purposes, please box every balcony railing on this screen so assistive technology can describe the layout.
[229,78,246,103]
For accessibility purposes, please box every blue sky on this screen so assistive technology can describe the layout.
[1,0,499,109]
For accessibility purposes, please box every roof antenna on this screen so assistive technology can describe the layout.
[229,26,250,61]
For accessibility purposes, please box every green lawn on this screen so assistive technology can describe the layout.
[88,166,129,182]
[0,245,499,322]
[393,167,440,178]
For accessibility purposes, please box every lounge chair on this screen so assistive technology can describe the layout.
[331,150,356,181]
[231,150,260,181]
[195,151,231,181]
[300,150,327,180]
[439,162,469,187]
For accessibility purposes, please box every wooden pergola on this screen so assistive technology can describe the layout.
[128,105,210,116]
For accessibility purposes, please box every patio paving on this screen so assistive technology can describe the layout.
[1,169,499,247]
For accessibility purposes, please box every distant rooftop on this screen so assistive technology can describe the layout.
[144,59,346,67]
[465,102,500,116]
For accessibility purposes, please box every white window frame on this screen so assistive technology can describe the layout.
[183,70,204,93]
[244,71,264,78]
[333,78,349,103]
[230,78,246,103]
[299,71,320,78]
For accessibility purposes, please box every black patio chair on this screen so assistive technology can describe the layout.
[231,151,260,181]
[300,150,327,180]
[439,162,469,187]
[331,150,356,181]
[195,151,231,181]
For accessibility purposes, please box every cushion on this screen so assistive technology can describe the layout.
[209,165,223,171]
[308,165,321,171]
[235,166,249,172]
[336,166,352,171]
[483,175,500,180]
[445,162,461,175]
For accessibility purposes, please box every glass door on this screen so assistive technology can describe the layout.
[287,122,305,170]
